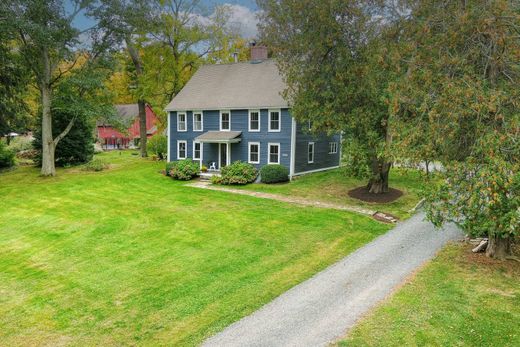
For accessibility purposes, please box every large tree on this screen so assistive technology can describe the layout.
[390,0,520,258]
[1,0,106,176]
[258,0,403,193]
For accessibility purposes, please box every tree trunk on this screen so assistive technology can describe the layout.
[367,157,391,194]
[138,100,147,157]
[486,234,512,260]
[40,47,56,176]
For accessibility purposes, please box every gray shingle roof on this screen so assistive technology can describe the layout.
[165,60,288,111]
[195,131,242,143]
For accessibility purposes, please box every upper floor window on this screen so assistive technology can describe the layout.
[308,142,315,163]
[220,110,231,131]
[328,142,338,154]
[268,109,281,132]
[308,120,313,131]
[193,112,203,131]
[177,140,187,159]
[249,110,260,132]
[248,142,260,164]
[177,112,187,132]
[268,143,280,164]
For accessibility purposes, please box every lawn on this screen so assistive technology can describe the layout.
[339,243,520,347]
[235,168,426,220]
[0,151,390,346]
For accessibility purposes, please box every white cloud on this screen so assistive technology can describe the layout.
[220,4,259,39]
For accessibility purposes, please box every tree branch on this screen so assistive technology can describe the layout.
[53,115,77,146]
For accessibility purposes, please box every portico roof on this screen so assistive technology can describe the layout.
[195,131,242,143]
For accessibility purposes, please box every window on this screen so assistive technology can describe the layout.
[308,142,315,163]
[193,112,203,131]
[177,140,187,159]
[220,110,231,131]
[193,141,201,160]
[177,112,187,131]
[268,109,280,132]
[308,120,313,131]
[249,110,260,132]
[268,143,280,164]
[328,142,338,154]
[248,142,260,164]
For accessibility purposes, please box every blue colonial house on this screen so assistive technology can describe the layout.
[165,46,341,179]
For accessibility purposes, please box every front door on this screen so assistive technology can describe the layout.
[219,143,227,169]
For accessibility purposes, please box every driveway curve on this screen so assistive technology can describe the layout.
[203,212,462,347]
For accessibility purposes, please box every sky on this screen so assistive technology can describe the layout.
[68,0,260,39]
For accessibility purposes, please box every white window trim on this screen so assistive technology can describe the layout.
[328,142,338,154]
[192,111,203,132]
[248,109,261,132]
[308,142,315,164]
[268,142,281,164]
[248,142,260,164]
[193,141,201,160]
[220,110,231,131]
[177,112,187,132]
[177,140,187,159]
[268,109,281,132]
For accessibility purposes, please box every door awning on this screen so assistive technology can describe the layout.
[195,131,242,143]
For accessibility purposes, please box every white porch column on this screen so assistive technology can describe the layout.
[226,142,231,166]
[200,142,203,169]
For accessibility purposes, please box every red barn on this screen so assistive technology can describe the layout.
[97,104,159,149]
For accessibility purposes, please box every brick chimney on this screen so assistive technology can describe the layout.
[250,43,268,61]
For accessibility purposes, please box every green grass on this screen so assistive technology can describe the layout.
[235,168,425,220]
[0,151,390,346]
[339,243,520,347]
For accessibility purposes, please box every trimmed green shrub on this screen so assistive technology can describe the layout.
[148,134,167,160]
[217,161,258,185]
[260,164,289,183]
[0,140,15,169]
[83,158,108,172]
[169,159,199,180]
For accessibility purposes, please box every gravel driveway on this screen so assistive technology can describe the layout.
[203,212,462,347]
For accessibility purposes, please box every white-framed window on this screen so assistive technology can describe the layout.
[268,143,280,164]
[268,109,281,132]
[193,141,201,160]
[193,112,203,132]
[248,110,260,132]
[248,142,260,164]
[308,120,313,131]
[177,112,187,132]
[177,140,187,159]
[308,142,315,163]
[220,110,231,131]
[328,142,338,154]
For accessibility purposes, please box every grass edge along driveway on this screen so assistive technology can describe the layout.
[0,152,390,346]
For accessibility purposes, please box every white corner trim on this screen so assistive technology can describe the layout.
[177,112,187,132]
[220,110,231,131]
[167,112,171,162]
[268,109,281,132]
[248,141,260,164]
[293,165,340,177]
[267,142,281,164]
[290,117,296,177]
[248,109,261,132]
[177,140,187,159]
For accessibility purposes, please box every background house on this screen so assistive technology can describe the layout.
[166,46,341,178]
[97,104,158,149]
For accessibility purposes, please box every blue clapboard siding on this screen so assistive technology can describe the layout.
[294,122,341,174]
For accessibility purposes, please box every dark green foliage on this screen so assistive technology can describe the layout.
[165,161,175,176]
[148,134,167,160]
[83,158,109,172]
[0,140,15,169]
[213,161,258,185]
[169,158,199,180]
[33,109,95,167]
[260,164,289,184]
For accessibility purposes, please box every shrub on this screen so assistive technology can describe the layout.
[0,140,15,169]
[169,159,199,180]
[201,164,208,172]
[218,161,258,185]
[165,162,175,176]
[83,158,108,172]
[260,164,289,183]
[7,136,33,153]
[148,134,167,160]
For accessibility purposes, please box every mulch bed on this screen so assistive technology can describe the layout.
[348,186,403,203]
